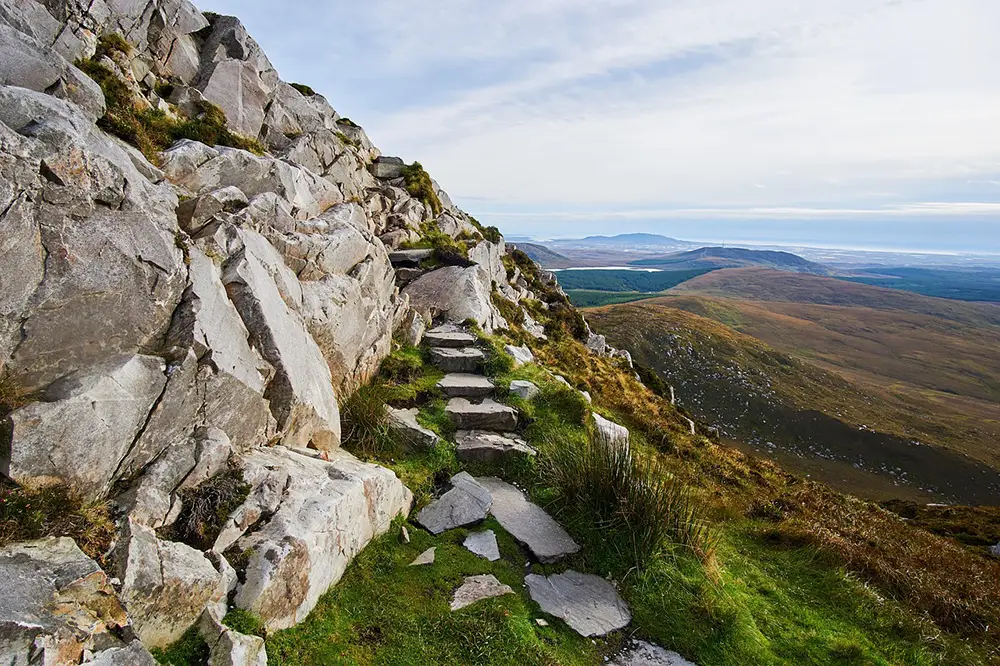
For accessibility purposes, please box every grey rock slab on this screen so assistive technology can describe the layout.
[456,430,536,463]
[446,398,518,431]
[409,547,436,566]
[387,407,441,449]
[991,542,1000,558]
[463,530,500,561]
[115,519,226,649]
[505,345,534,367]
[475,477,579,563]
[437,373,495,398]
[4,355,167,500]
[371,156,405,179]
[388,248,433,266]
[509,380,540,400]
[424,329,477,348]
[415,472,493,535]
[87,641,159,666]
[430,347,485,373]
[234,448,412,630]
[609,641,698,666]
[223,230,341,451]
[593,413,630,450]
[450,574,514,611]
[402,265,507,333]
[525,571,631,637]
[0,537,129,664]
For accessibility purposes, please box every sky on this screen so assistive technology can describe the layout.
[196,0,1000,252]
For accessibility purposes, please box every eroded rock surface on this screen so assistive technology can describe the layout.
[525,570,631,637]
[476,477,579,563]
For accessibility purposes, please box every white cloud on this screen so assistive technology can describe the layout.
[198,0,1000,223]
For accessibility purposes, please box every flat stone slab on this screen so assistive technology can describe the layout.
[475,477,579,562]
[463,530,501,561]
[456,430,536,463]
[430,347,485,373]
[450,574,514,611]
[525,571,631,637]
[447,398,518,431]
[505,344,534,367]
[609,641,697,665]
[509,380,540,400]
[389,248,433,266]
[415,472,493,535]
[425,329,478,348]
[387,407,441,449]
[409,547,436,566]
[437,373,495,398]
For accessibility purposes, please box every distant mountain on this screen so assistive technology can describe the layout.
[510,242,572,267]
[629,246,829,274]
[549,233,684,248]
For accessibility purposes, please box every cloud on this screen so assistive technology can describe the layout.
[197,0,1000,241]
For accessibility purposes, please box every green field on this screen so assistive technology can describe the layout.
[555,268,713,292]
[839,266,1000,302]
[565,290,660,307]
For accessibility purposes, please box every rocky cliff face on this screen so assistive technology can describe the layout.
[0,1,624,662]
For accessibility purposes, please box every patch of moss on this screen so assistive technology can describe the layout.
[335,130,360,149]
[336,117,360,128]
[223,609,266,638]
[402,162,443,217]
[150,626,209,666]
[76,59,265,160]
[94,33,132,59]
[289,82,316,97]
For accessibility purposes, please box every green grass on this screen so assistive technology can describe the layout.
[76,58,265,160]
[565,290,661,307]
[340,382,403,459]
[555,268,714,293]
[151,626,209,666]
[265,518,608,666]
[402,162,443,217]
[224,609,267,638]
[290,82,316,97]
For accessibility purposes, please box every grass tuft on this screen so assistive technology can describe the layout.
[0,483,114,561]
[402,162,443,217]
[544,435,715,569]
[162,469,250,551]
[289,82,316,96]
[76,59,265,160]
[340,382,403,459]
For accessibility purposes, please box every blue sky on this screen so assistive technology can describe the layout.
[196,0,1000,252]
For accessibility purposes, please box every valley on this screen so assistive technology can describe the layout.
[585,269,1000,505]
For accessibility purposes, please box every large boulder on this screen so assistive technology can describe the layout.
[115,519,226,649]
[3,355,168,500]
[160,140,341,220]
[0,23,104,120]
[402,266,507,333]
[0,86,185,390]
[222,229,341,451]
[233,447,412,630]
[0,537,129,665]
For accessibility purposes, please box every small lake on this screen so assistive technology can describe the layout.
[548,266,663,272]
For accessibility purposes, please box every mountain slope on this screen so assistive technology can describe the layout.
[630,247,829,274]
[586,301,1000,505]
[509,242,572,267]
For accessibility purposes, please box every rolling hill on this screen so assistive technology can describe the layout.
[509,242,573,268]
[629,247,830,274]
[585,269,1000,505]
[548,233,684,247]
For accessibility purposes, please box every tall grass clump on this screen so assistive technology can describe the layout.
[401,162,443,216]
[544,436,714,570]
[340,382,404,459]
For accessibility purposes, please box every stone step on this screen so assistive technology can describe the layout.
[387,407,440,449]
[430,347,485,373]
[424,329,478,348]
[610,641,697,665]
[446,398,518,431]
[437,374,495,398]
[455,430,536,463]
[388,248,433,267]
[475,477,579,563]
[525,570,631,637]
[414,472,493,535]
